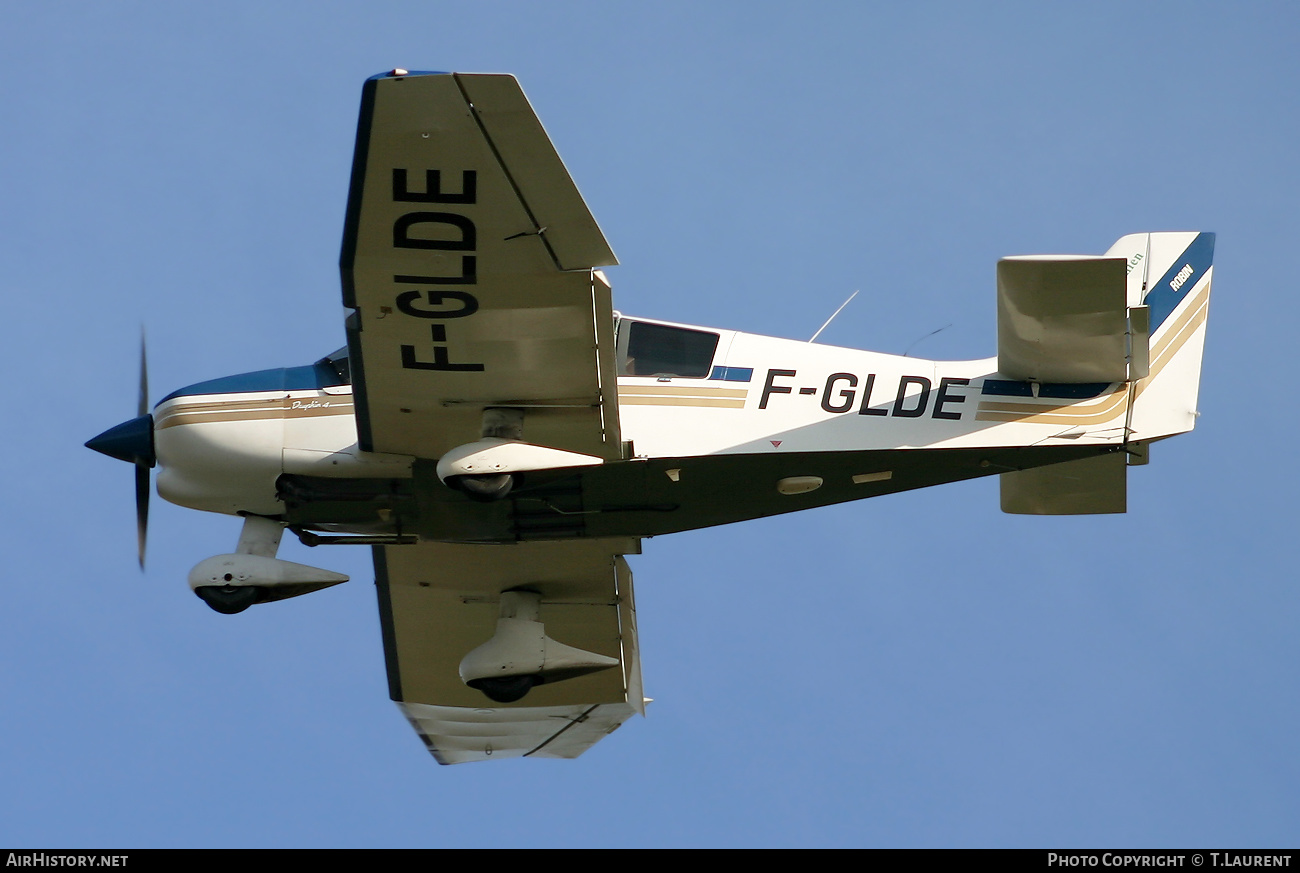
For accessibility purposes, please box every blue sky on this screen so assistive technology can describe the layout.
[4,1,1298,848]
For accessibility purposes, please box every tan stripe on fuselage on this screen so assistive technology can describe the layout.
[619,396,747,408]
[617,382,749,409]
[156,394,354,429]
[617,384,749,398]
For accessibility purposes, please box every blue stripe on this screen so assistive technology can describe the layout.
[159,363,347,404]
[981,379,1109,400]
[710,366,754,383]
[1142,232,1215,330]
[982,379,1034,397]
[1039,383,1110,399]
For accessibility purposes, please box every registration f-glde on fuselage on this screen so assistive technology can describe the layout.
[86,70,1214,764]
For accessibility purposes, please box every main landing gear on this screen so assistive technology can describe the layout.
[189,516,349,614]
[195,584,262,615]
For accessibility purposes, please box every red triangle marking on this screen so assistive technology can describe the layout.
[770,440,782,447]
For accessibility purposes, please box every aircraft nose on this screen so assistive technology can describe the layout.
[86,414,156,468]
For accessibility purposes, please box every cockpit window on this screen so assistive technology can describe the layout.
[317,346,351,383]
[617,320,719,378]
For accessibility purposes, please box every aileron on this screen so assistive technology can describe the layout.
[452,73,617,271]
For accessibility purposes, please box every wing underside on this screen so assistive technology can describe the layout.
[374,538,644,764]
[340,71,622,462]
[339,72,641,763]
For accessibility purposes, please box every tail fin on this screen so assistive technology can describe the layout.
[1106,231,1215,442]
[999,231,1213,515]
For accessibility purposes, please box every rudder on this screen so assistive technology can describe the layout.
[1105,231,1215,443]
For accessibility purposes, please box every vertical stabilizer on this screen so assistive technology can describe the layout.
[1107,232,1215,442]
[1000,232,1213,515]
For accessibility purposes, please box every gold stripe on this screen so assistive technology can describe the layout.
[976,385,1129,425]
[1154,297,1209,373]
[619,397,747,409]
[1150,285,1209,368]
[618,384,749,398]
[1149,282,1210,363]
[286,403,355,417]
[977,388,1127,415]
[975,410,1124,425]
[157,409,286,430]
[156,397,287,428]
[1134,294,1209,403]
[976,400,1128,426]
[158,397,287,416]
[159,395,352,412]
[157,401,355,430]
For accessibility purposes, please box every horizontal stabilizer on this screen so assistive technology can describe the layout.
[1000,452,1126,515]
[997,256,1138,383]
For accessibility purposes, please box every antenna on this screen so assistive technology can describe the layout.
[902,323,952,357]
[808,290,859,343]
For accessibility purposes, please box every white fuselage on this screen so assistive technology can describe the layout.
[152,315,1188,523]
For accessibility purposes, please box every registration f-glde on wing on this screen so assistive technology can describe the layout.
[86,70,1214,764]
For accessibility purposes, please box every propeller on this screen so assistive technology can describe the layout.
[135,335,150,568]
[85,333,156,569]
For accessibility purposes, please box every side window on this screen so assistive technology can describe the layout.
[618,321,720,378]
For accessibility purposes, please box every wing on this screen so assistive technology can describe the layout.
[374,538,645,764]
[341,72,642,763]
[340,71,622,461]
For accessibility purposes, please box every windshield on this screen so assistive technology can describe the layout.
[316,346,351,383]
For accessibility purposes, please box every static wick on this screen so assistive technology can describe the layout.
[808,290,860,343]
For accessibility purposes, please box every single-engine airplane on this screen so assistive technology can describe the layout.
[87,71,1213,764]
